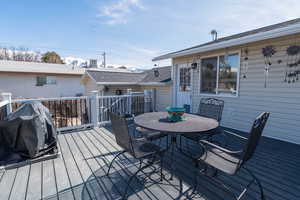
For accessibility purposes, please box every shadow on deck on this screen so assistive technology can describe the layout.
[0,127,299,200]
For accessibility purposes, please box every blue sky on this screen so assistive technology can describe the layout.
[0,0,299,69]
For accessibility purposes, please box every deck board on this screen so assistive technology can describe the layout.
[25,162,42,200]
[91,128,180,200]
[52,141,75,200]
[57,133,92,200]
[0,168,18,200]
[9,164,30,200]
[0,127,299,200]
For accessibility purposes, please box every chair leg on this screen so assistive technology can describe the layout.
[106,150,126,175]
[179,136,182,151]
[244,167,265,200]
[123,162,154,200]
[160,154,164,181]
[193,161,199,193]
[166,135,169,148]
[138,160,143,169]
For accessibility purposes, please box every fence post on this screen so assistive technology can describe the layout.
[90,91,99,127]
[1,92,12,115]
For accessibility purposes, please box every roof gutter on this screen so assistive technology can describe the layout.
[153,23,300,61]
[96,82,170,86]
[138,82,169,86]
[96,82,139,85]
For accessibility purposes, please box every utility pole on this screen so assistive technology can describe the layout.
[102,52,106,68]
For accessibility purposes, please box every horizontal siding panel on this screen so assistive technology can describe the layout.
[180,34,300,144]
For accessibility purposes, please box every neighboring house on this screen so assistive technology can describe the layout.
[0,61,85,99]
[153,18,300,144]
[81,66,172,111]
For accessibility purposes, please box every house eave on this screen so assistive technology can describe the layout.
[138,82,170,86]
[96,82,139,85]
[153,23,300,61]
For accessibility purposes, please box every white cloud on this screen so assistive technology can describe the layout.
[98,0,144,25]
[212,0,300,36]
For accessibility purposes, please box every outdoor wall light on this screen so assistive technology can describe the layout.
[191,62,198,69]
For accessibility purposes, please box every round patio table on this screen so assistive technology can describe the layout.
[134,112,219,135]
[134,112,219,183]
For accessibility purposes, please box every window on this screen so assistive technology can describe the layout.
[201,57,218,94]
[47,76,57,85]
[201,53,239,96]
[36,76,57,86]
[179,67,191,91]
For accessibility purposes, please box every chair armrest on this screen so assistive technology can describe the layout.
[199,140,243,155]
[223,130,248,140]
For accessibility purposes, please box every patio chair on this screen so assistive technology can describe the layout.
[107,112,166,199]
[180,98,224,151]
[133,111,168,146]
[191,112,270,200]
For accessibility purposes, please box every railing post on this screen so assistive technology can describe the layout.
[1,92,12,115]
[99,90,104,122]
[143,89,151,113]
[150,88,156,112]
[90,91,99,127]
[127,89,132,114]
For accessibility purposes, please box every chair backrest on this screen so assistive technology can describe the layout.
[198,98,224,122]
[240,112,270,166]
[109,112,133,154]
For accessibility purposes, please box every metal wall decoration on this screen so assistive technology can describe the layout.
[285,45,300,83]
[242,48,249,78]
[262,45,276,88]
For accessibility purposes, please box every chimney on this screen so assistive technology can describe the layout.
[210,30,218,41]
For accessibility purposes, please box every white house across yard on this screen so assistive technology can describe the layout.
[81,66,172,111]
[0,61,85,99]
[153,18,300,144]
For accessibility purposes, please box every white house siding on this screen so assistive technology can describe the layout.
[0,73,84,99]
[84,78,98,95]
[141,86,172,111]
[173,33,300,144]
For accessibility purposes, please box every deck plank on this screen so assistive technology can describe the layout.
[57,133,92,200]
[9,165,30,200]
[52,140,75,200]
[0,168,18,200]
[64,133,104,200]
[1,126,300,200]
[81,130,161,200]
[42,159,58,200]
[71,131,116,200]
[76,131,125,199]
[92,128,181,200]
[25,162,42,200]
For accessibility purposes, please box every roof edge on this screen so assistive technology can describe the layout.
[153,21,300,61]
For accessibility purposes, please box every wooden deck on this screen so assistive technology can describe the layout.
[0,127,300,200]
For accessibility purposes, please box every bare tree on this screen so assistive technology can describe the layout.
[0,45,42,62]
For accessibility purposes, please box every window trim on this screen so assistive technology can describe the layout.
[199,50,241,97]
[178,64,192,92]
[36,75,57,86]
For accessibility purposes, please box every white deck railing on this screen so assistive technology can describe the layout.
[5,91,153,132]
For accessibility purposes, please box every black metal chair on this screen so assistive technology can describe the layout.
[133,111,169,147]
[180,98,224,152]
[107,112,166,199]
[191,112,270,200]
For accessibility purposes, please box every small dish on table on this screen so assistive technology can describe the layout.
[166,106,185,122]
